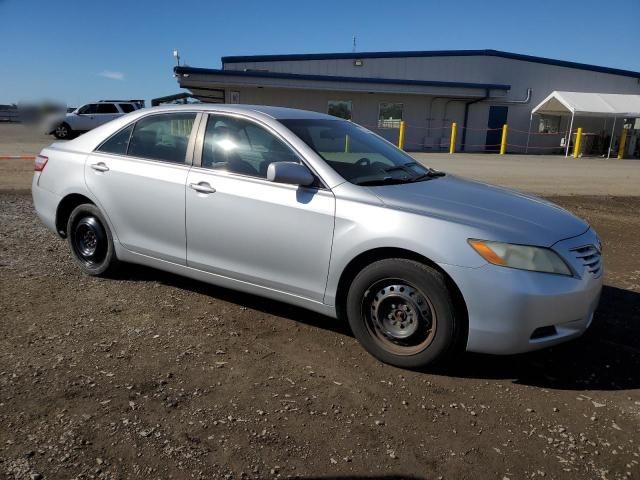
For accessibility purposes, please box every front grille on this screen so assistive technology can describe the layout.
[570,244,602,277]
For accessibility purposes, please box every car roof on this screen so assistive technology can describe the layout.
[145,103,337,120]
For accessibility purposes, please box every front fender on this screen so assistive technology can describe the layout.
[323,190,487,306]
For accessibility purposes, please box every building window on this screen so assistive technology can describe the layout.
[538,115,561,134]
[328,100,352,120]
[378,103,403,129]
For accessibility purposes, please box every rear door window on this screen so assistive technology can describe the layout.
[97,103,119,114]
[127,113,196,163]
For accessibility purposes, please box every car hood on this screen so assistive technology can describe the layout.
[369,175,588,246]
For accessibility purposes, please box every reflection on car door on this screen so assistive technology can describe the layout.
[185,114,336,301]
[85,112,199,264]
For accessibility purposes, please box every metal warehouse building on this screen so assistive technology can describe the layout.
[174,49,640,156]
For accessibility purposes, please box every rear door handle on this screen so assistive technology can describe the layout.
[189,182,216,194]
[90,162,109,172]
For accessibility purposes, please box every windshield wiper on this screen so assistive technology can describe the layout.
[355,169,445,186]
[383,161,417,173]
[355,177,409,186]
[409,169,446,183]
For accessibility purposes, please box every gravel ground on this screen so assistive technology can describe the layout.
[0,191,639,480]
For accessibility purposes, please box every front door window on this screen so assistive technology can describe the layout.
[202,115,300,178]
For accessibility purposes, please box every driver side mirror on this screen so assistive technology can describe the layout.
[267,162,315,186]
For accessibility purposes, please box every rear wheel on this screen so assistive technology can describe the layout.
[67,204,119,276]
[346,258,460,369]
[53,123,72,139]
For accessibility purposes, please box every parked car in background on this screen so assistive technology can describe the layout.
[31,105,603,369]
[44,100,142,139]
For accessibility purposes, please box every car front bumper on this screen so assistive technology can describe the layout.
[441,229,603,355]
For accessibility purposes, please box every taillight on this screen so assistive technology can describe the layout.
[34,155,48,171]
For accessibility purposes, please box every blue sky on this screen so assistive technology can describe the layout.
[1,0,639,106]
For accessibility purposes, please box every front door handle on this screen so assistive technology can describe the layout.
[90,162,109,172]
[189,182,216,194]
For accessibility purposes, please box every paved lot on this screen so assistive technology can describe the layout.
[0,123,639,479]
[0,123,639,195]
[416,153,640,196]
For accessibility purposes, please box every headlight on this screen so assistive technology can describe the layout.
[468,239,572,276]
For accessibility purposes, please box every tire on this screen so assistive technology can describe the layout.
[66,204,119,276]
[346,258,461,369]
[53,123,72,139]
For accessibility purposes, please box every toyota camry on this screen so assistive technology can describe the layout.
[32,105,603,368]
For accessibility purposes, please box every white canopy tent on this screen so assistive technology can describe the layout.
[528,91,640,157]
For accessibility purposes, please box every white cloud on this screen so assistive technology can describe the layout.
[99,71,125,81]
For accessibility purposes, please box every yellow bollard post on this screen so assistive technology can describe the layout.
[449,122,457,154]
[573,127,583,158]
[500,124,508,155]
[617,128,628,159]
[398,121,406,150]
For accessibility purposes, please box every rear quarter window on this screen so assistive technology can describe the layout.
[119,103,135,113]
[96,124,134,155]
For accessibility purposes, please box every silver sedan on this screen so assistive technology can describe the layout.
[32,105,603,368]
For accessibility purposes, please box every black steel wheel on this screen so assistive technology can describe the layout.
[346,258,461,369]
[67,204,119,276]
[72,216,107,268]
[363,279,437,356]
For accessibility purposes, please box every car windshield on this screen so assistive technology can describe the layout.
[280,118,442,186]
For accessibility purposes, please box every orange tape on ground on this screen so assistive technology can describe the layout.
[0,155,35,160]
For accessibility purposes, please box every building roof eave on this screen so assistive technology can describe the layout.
[173,66,511,91]
[220,49,640,79]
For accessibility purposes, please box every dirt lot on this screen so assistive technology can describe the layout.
[0,124,53,157]
[0,127,639,479]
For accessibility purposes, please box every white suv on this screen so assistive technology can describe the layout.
[46,101,141,139]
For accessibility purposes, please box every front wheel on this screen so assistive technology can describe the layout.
[67,204,119,276]
[53,123,72,139]
[346,258,461,369]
